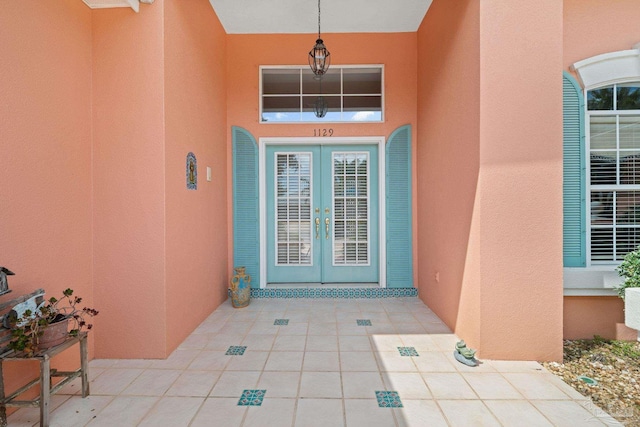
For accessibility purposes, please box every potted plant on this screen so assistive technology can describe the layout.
[8,288,98,356]
[616,248,640,339]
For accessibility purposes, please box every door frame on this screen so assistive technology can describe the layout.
[259,136,387,289]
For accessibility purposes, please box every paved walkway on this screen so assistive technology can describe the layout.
[8,297,621,426]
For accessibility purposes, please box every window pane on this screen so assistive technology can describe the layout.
[591,191,613,224]
[590,152,616,185]
[301,111,342,121]
[357,177,367,196]
[278,243,288,263]
[302,96,341,122]
[343,96,382,121]
[587,86,614,110]
[358,243,368,262]
[302,69,340,94]
[262,96,301,122]
[343,68,382,94]
[263,69,300,95]
[616,228,640,260]
[590,116,616,149]
[617,84,640,110]
[591,228,614,261]
[344,96,382,111]
[263,96,300,112]
[620,152,640,184]
[616,190,640,224]
[620,116,640,149]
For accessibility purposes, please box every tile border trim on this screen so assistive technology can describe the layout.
[228,287,418,299]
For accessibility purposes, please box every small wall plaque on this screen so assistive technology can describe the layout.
[186,152,197,190]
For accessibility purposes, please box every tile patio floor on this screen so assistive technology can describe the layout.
[8,297,622,426]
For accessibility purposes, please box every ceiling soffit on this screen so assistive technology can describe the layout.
[208,0,432,34]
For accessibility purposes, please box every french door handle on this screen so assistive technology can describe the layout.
[315,217,320,239]
[325,217,330,239]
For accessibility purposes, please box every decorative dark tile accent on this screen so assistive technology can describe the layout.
[397,346,419,357]
[274,319,289,325]
[238,389,266,406]
[356,319,372,326]
[375,391,403,408]
[225,346,247,355]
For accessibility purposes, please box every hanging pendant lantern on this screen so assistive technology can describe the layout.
[309,0,330,76]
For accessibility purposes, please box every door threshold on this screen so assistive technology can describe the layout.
[265,283,380,289]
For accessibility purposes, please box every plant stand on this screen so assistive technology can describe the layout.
[0,332,89,427]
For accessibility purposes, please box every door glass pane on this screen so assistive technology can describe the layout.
[332,152,369,265]
[275,153,313,265]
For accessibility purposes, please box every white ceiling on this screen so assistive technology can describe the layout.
[208,0,433,34]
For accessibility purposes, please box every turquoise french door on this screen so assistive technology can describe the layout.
[266,144,379,284]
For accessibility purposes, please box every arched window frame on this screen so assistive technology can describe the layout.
[585,82,640,263]
[564,44,640,295]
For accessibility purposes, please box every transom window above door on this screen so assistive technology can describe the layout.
[260,66,383,123]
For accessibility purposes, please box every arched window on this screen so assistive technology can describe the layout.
[587,83,640,262]
[569,45,640,266]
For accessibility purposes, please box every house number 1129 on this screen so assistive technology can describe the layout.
[314,128,334,137]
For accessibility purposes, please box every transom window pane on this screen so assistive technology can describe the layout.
[302,69,340,94]
[343,68,382,94]
[261,66,383,123]
[588,83,640,262]
[263,69,301,95]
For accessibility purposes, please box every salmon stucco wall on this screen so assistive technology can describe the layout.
[564,0,640,70]
[477,0,563,361]
[164,0,228,352]
[418,0,564,361]
[93,0,230,358]
[225,32,419,283]
[417,0,482,350]
[0,0,93,399]
[563,297,633,340]
[562,0,640,340]
[92,3,167,358]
